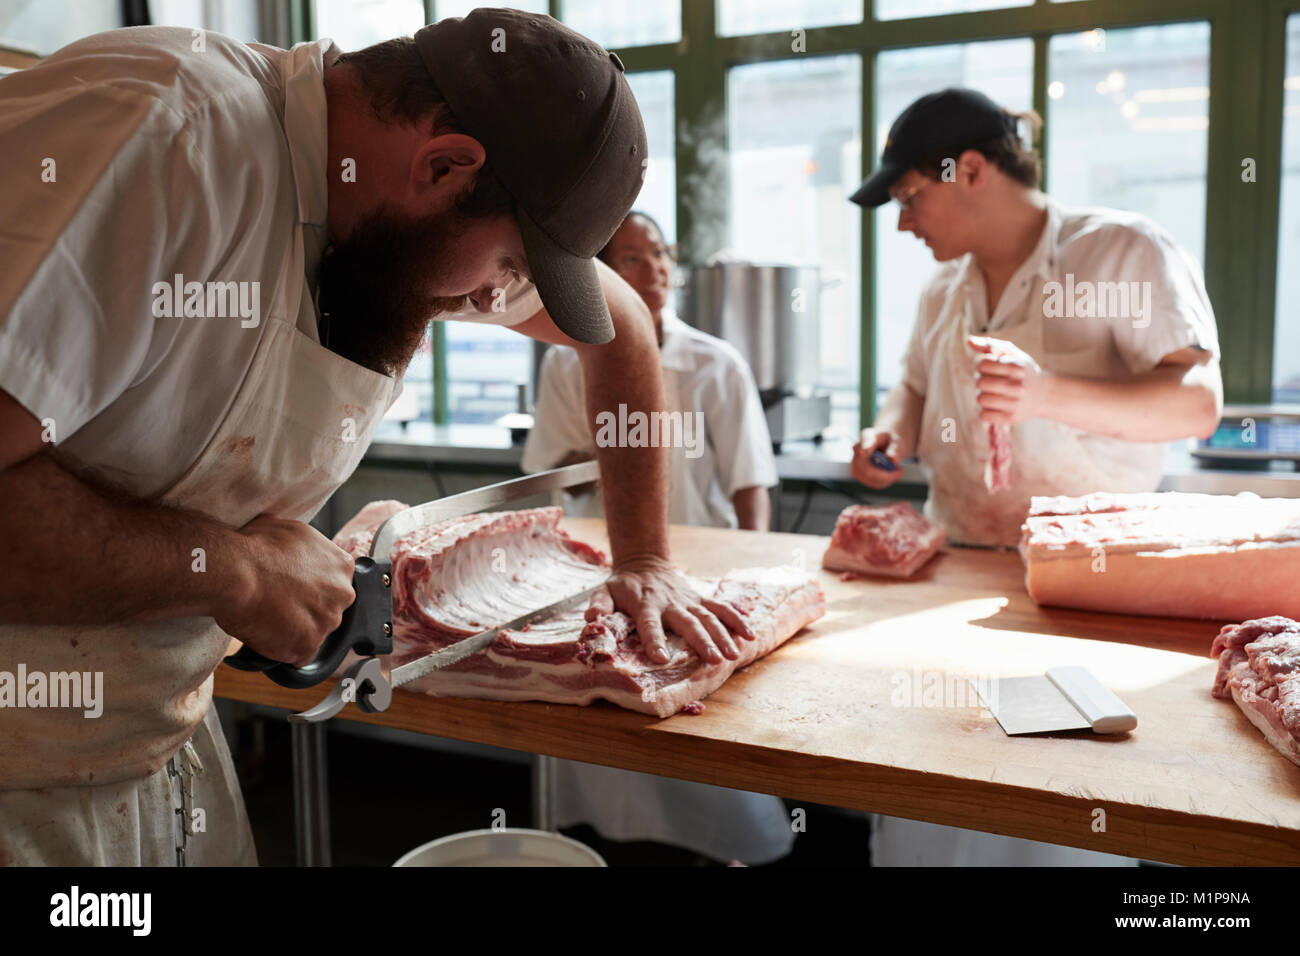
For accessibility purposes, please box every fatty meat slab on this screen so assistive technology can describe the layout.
[821,502,945,578]
[1019,491,1300,620]
[1211,617,1300,767]
[335,503,826,717]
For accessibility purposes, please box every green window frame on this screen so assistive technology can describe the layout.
[298,0,1296,425]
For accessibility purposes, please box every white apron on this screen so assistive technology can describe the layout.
[0,225,396,865]
[917,280,1155,548]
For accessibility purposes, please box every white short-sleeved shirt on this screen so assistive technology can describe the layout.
[900,197,1220,502]
[521,309,778,529]
[0,27,537,501]
[903,197,1220,391]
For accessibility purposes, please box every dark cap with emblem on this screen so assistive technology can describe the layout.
[414,8,647,344]
[850,87,1019,208]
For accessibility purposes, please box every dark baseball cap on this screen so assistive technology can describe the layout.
[414,8,648,344]
[850,87,1019,208]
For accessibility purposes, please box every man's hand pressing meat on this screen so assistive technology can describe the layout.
[590,556,757,665]
[513,264,758,668]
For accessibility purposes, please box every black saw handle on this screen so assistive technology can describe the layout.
[223,557,394,689]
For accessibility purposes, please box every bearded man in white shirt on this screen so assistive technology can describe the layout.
[0,11,755,866]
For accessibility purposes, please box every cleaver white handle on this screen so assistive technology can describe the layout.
[1046,666,1137,734]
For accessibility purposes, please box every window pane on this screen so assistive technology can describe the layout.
[874,39,1033,395]
[876,0,1030,19]
[435,1,547,20]
[1047,23,1209,264]
[316,0,424,47]
[150,0,261,41]
[728,54,862,435]
[718,0,861,37]
[0,0,121,55]
[398,326,435,424]
[626,70,676,242]
[561,0,679,48]
[1275,14,1300,403]
[445,323,532,424]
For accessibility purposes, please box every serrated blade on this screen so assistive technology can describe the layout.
[369,460,600,558]
[389,582,608,689]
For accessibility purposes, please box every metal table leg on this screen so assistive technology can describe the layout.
[291,721,331,866]
[532,754,556,831]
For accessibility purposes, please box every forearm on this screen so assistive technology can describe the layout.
[1040,368,1221,442]
[575,266,670,566]
[0,452,249,626]
[733,486,770,531]
[873,382,924,457]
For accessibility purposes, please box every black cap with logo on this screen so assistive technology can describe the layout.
[414,8,648,344]
[850,87,1018,208]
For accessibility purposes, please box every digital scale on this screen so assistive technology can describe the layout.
[1191,404,1300,468]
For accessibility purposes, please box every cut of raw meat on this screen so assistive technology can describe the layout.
[984,424,1012,494]
[973,338,1014,494]
[821,502,945,578]
[332,499,407,556]
[337,504,826,717]
[1019,491,1300,620]
[1211,617,1300,767]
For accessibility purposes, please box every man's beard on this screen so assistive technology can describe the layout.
[316,203,475,376]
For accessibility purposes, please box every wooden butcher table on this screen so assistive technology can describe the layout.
[214,518,1300,866]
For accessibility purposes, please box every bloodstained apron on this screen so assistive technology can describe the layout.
[0,223,396,865]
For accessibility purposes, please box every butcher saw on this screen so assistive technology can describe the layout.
[223,460,606,724]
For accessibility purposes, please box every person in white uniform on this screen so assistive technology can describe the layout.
[845,88,1223,865]
[0,12,756,866]
[524,213,776,531]
[522,212,789,864]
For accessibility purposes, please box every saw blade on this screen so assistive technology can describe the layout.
[388,581,608,689]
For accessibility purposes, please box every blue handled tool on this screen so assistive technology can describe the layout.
[869,449,899,472]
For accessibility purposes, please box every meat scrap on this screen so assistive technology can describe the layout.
[821,502,945,578]
[1211,617,1300,767]
[332,499,407,556]
[972,337,1015,494]
[335,505,826,718]
[1018,491,1300,621]
[984,423,1012,493]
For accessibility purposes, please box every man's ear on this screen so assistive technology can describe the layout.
[958,148,991,189]
[412,133,486,193]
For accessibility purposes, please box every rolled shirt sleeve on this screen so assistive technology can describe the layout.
[1100,224,1220,372]
[0,78,182,437]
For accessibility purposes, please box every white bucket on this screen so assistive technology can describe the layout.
[393,828,606,867]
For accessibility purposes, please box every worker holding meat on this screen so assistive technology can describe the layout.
[847,87,1222,866]
[0,11,754,865]
[522,210,790,865]
[850,88,1223,548]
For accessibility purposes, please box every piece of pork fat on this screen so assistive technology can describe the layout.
[1211,617,1300,767]
[974,338,1014,493]
[821,502,945,578]
[332,499,409,556]
[984,424,1012,493]
[335,505,826,717]
[1018,491,1300,620]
